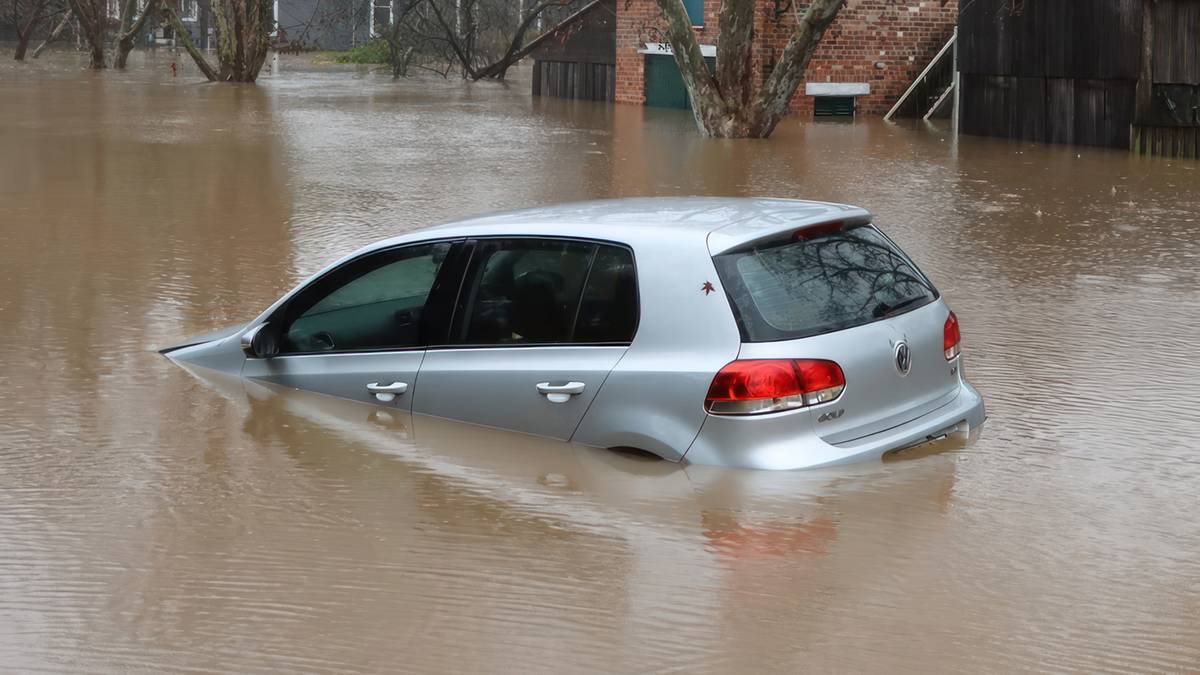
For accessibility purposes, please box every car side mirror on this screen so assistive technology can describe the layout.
[241,323,280,359]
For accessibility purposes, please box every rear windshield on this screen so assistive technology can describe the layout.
[713,224,938,342]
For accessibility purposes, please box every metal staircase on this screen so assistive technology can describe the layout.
[885,29,958,123]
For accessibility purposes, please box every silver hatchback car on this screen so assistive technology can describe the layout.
[164,198,985,470]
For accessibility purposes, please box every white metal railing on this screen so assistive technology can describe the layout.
[884,29,957,122]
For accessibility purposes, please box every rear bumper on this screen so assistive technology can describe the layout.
[683,380,986,470]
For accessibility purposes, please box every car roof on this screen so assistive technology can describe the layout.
[371,197,873,255]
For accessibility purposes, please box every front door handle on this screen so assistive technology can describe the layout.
[536,381,585,403]
[367,381,408,403]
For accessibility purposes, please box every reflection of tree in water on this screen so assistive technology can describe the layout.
[743,227,934,331]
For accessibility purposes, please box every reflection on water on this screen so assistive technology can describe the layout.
[2,53,1199,672]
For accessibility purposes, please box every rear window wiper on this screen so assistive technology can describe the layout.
[872,295,930,319]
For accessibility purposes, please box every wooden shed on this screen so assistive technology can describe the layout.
[958,0,1200,157]
[529,0,616,102]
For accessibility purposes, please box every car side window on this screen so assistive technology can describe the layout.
[574,245,638,343]
[281,241,454,353]
[456,239,594,345]
[453,239,638,346]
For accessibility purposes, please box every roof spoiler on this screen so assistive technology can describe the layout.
[708,211,873,256]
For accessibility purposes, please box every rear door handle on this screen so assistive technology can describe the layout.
[536,381,585,403]
[367,381,408,403]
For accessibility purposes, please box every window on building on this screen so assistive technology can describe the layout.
[370,0,393,36]
[106,0,120,18]
[681,0,703,26]
[181,0,198,20]
[814,96,856,118]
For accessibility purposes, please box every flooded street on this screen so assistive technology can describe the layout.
[2,52,1200,672]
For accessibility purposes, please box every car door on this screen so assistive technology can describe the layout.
[242,239,465,411]
[413,238,639,441]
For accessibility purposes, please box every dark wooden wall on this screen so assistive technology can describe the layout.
[1153,1,1200,84]
[959,0,1143,80]
[532,61,616,102]
[530,0,616,101]
[960,75,1135,148]
[530,0,615,65]
[958,0,1143,149]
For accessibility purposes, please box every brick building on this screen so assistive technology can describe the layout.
[614,0,958,117]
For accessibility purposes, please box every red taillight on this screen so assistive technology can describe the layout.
[944,311,961,360]
[705,359,845,415]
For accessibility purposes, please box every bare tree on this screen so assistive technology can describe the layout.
[652,0,845,138]
[112,0,155,67]
[64,0,106,67]
[30,4,73,57]
[163,0,273,81]
[416,0,583,80]
[4,0,57,60]
[383,0,424,78]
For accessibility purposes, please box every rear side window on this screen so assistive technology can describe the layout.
[714,225,937,342]
[574,245,638,343]
[453,239,638,345]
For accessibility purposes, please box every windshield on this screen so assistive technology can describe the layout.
[713,224,938,342]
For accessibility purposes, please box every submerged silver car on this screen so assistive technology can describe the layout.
[163,197,985,470]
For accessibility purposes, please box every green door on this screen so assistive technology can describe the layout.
[644,54,689,109]
[644,55,715,110]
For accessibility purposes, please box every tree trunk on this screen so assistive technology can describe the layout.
[15,34,33,60]
[114,0,157,69]
[165,0,272,82]
[33,10,72,58]
[467,5,542,80]
[385,0,419,79]
[88,39,105,68]
[12,0,50,61]
[652,0,845,138]
[750,0,844,136]
[66,0,107,68]
[162,0,219,79]
[426,0,577,81]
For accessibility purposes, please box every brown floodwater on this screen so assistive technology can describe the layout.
[2,50,1200,672]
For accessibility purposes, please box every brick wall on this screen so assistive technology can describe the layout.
[615,0,958,117]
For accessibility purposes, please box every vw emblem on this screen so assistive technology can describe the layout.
[894,341,912,376]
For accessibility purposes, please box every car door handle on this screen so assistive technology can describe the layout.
[367,381,408,403]
[536,381,585,403]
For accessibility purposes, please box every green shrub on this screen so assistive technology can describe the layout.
[332,39,390,65]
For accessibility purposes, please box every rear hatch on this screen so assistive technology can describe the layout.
[712,222,960,444]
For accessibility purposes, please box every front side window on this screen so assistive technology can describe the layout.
[714,225,937,342]
[281,241,454,353]
[453,239,637,345]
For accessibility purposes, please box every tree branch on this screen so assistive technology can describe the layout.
[651,0,721,130]
[754,0,844,125]
[161,0,219,80]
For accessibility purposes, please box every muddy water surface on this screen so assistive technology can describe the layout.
[2,52,1200,672]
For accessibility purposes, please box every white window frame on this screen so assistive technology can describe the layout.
[368,0,393,37]
[180,0,198,21]
[107,0,121,19]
